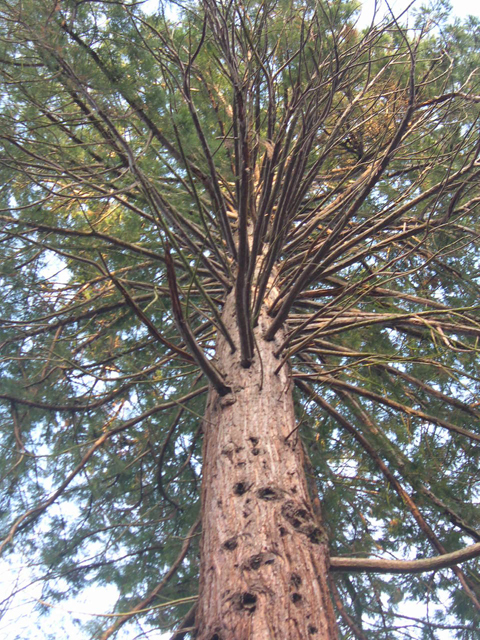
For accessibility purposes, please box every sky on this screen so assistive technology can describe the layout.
[1,1,479,639]
[140,0,480,23]
[358,0,480,25]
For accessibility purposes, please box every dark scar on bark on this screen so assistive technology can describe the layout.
[290,573,302,587]
[247,553,263,570]
[281,500,326,544]
[233,592,257,613]
[233,481,249,495]
[257,486,283,500]
[244,552,276,570]
[222,537,238,551]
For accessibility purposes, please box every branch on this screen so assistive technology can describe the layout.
[100,517,201,640]
[297,378,480,609]
[294,371,480,443]
[417,91,480,108]
[101,264,196,365]
[164,244,231,396]
[169,603,197,640]
[0,387,207,556]
[330,541,480,574]
[328,575,369,640]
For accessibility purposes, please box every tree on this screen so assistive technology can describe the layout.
[1,0,480,637]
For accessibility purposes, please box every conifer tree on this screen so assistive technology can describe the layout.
[1,1,480,638]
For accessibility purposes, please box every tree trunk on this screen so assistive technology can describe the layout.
[196,289,339,639]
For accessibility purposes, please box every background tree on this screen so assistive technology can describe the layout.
[1,0,480,638]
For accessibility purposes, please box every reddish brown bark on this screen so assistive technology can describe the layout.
[196,291,338,639]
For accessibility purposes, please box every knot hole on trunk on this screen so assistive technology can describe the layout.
[257,486,283,500]
[290,573,302,588]
[222,536,238,551]
[281,500,326,544]
[233,591,257,613]
[233,481,250,496]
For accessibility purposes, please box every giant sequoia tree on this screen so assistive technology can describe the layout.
[1,0,480,638]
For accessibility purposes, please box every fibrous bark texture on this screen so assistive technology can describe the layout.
[196,291,338,639]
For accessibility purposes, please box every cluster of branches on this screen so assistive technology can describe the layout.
[0,0,480,637]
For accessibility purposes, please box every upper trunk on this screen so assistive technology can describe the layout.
[196,288,339,639]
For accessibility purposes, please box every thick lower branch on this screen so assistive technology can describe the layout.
[330,541,480,574]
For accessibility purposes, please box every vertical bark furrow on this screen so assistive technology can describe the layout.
[196,293,338,639]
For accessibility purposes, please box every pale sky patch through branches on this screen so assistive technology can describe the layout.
[358,0,480,24]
